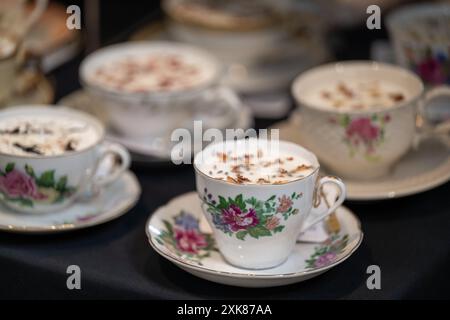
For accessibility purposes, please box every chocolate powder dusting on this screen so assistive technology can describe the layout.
[13,143,42,155]
[65,140,77,152]
[226,176,238,184]
[292,164,313,173]
[236,174,250,183]
[389,93,405,102]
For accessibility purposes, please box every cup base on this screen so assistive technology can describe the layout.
[221,254,289,270]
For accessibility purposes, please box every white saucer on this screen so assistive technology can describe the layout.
[271,115,450,201]
[146,192,363,288]
[59,90,254,162]
[0,171,141,234]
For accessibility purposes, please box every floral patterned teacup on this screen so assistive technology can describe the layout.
[193,139,346,269]
[0,106,130,214]
[292,61,450,180]
[387,3,450,86]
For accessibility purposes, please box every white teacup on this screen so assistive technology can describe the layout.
[80,41,239,139]
[193,138,346,269]
[387,3,450,86]
[0,106,130,214]
[292,61,450,180]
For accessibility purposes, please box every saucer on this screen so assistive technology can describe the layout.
[0,171,140,234]
[59,90,254,162]
[271,114,450,200]
[146,192,363,288]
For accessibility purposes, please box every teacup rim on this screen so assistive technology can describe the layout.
[193,138,321,187]
[0,105,105,159]
[79,40,224,102]
[291,60,424,115]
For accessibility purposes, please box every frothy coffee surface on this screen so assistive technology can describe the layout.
[197,141,316,185]
[0,116,99,156]
[89,53,213,93]
[309,80,407,111]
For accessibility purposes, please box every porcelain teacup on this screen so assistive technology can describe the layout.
[292,61,450,180]
[193,138,346,269]
[0,105,130,214]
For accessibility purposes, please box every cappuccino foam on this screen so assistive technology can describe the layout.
[0,115,99,157]
[89,52,213,93]
[308,80,408,111]
[197,140,316,185]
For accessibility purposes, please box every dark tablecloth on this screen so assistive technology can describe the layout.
[1,10,450,299]
[1,163,449,299]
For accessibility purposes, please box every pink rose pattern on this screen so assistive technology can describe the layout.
[0,163,74,207]
[276,195,293,213]
[0,170,46,200]
[305,234,349,269]
[175,228,208,254]
[331,114,390,160]
[157,211,217,265]
[158,212,351,270]
[203,191,303,240]
[222,205,259,232]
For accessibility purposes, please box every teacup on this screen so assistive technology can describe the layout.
[193,138,346,269]
[387,3,450,86]
[0,105,130,214]
[292,61,450,180]
[80,41,240,139]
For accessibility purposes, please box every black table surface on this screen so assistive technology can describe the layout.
[1,14,450,300]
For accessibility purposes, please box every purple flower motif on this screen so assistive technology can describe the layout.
[417,57,446,84]
[212,214,230,233]
[174,211,199,230]
[314,252,337,268]
[222,204,259,231]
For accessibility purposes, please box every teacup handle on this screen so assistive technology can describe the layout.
[415,85,450,148]
[300,176,346,233]
[92,142,131,189]
[76,142,130,201]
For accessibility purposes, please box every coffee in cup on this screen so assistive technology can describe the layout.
[194,138,346,269]
[0,105,130,214]
[292,61,450,180]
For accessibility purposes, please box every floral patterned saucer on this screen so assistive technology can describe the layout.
[146,192,363,288]
[0,171,140,234]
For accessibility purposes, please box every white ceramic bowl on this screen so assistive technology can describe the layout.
[79,41,236,138]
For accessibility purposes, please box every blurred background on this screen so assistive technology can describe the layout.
[8,0,446,108]
[1,0,448,157]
